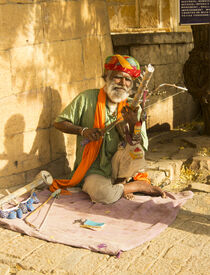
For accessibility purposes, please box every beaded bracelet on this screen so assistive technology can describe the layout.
[80,127,88,136]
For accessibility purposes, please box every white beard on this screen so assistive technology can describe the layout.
[105,81,131,103]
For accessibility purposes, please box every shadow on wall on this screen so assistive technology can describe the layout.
[172,91,200,129]
[0,89,69,187]
[28,88,69,179]
[0,114,35,187]
[0,114,26,172]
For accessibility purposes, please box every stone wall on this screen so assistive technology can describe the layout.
[0,0,113,188]
[107,0,191,33]
[112,32,199,131]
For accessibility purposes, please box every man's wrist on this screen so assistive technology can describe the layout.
[80,127,88,136]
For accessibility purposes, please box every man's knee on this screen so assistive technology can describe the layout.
[83,174,124,204]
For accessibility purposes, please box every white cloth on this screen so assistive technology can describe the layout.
[82,174,124,204]
[112,143,146,181]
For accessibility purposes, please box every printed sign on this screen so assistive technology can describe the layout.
[180,0,210,25]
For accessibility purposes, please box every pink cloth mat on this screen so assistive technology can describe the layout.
[0,189,193,256]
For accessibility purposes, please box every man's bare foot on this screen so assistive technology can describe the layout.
[124,193,134,200]
[124,180,166,198]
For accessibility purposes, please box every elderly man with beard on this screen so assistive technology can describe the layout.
[51,54,165,204]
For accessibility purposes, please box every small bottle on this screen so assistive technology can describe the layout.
[134,121,142,136]
[129,121,143,159]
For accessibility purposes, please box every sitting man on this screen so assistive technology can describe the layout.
[50,54,165,204]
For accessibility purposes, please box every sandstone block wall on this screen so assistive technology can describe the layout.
[112,32,199,131]
[107,0,191,33]
[0,0,113,188]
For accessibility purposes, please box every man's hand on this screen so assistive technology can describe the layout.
[121,106,139,133]
[82,128,102,141]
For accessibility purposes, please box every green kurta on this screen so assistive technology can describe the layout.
[55,89,148,185]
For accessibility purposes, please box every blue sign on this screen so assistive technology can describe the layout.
[180,0,210,25]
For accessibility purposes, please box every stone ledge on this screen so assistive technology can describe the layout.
[112,32,193,47]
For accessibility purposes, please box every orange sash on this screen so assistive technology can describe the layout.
[49,88,126,194]
[133,172,150,184]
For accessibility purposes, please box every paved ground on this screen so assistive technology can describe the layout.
[0,130,209,275]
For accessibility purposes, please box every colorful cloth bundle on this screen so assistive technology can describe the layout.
[0,192,39,219]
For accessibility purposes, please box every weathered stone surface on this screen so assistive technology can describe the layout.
[112,33,193,47]
[94,0,111,35]
[0,252,20,268]
[0,235,44,260]
[82,36,102,79]
[147,169,167,186]
[154,63,185,86]
[146,159,183,184]
[0,263,10,275]
[177,43,194,64]
[24,156,70,184]
[131,45,161,65]
[10,44,46,94]
[55,249,108,274]
[19,243,73,273]
[183,136,210,153]
[183,192,210,215]
[178,256,210,275]
[50,127,66,160]
[43,0,109,42]
[159,44,178,64]
[189,156,210,171]
[50,126,76,172]
[51,78,104,118]
[0,173,25,189]
[0,128,51,179]
[146,131,210,189]
[0,228,20,245]
[172,93,199,128]
[189,182,210,193]
[146,94,173,129]
[42,1,84,42]
[185,42,194,57]
[0,4,43,50]
[50,84,77,122]
[0,89,51,141]
[8,0,41,3]
[99,33,114,68]
[165,244,195,260]
[139,0,158,28]
[45,156,71,178]
[108,4,136,31]
[108,0,192,32]
[16,270,43,275]
[0,51,12,98]
[47,40,84,86]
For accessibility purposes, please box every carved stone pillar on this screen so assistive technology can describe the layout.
[183,24,210,135]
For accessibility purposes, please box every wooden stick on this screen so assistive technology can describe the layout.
[131,64,154,110]
[24,189,61,230]
[5,189,19,205]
